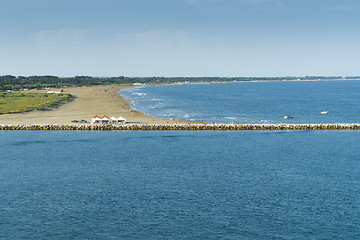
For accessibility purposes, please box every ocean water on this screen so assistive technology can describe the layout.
[120,80,360,123]
[1,130,359,239]
[2,81,360,239]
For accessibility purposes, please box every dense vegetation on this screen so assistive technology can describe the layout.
[1,75,357,91]
[0,92,73,114]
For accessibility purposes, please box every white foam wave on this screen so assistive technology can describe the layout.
[133,92,146,97]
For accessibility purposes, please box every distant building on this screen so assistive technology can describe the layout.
[47,89,64,94]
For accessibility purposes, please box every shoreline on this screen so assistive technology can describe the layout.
[1,79,360,125]
[0,84,202,125]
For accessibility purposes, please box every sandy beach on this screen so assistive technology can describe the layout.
[0,85,198,125]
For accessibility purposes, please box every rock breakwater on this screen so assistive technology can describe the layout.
[1,123,360,130]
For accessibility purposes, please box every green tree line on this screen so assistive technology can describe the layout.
[0,75,355,91]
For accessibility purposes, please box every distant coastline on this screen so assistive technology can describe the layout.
[1,78,360,125]
[1,75,359,92]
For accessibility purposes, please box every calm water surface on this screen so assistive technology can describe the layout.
[120,80,360,123]
[1,131,359,239]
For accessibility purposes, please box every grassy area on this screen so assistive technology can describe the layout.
[0,92,73,114]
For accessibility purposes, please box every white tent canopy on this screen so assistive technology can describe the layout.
[91,117,102,124]
[91,115,126,124]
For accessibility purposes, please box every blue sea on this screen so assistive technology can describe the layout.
[121,80,360,124]
[1,81,360,239]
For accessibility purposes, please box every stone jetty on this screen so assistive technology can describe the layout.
[1,123,360,130]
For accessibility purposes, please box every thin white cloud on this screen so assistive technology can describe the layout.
[116,30,197,51]
[185,0,281,7]
[243,0,280,6]
[326,6,358,12]
[32,28,89,45]
[184,0,218,5]
[184,0,201,5]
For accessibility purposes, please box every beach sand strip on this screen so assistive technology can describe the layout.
[0,85,199,125]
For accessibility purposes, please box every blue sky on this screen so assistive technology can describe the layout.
[1,0,360,77]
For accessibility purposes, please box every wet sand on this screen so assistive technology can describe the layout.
[0,85,199,125]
